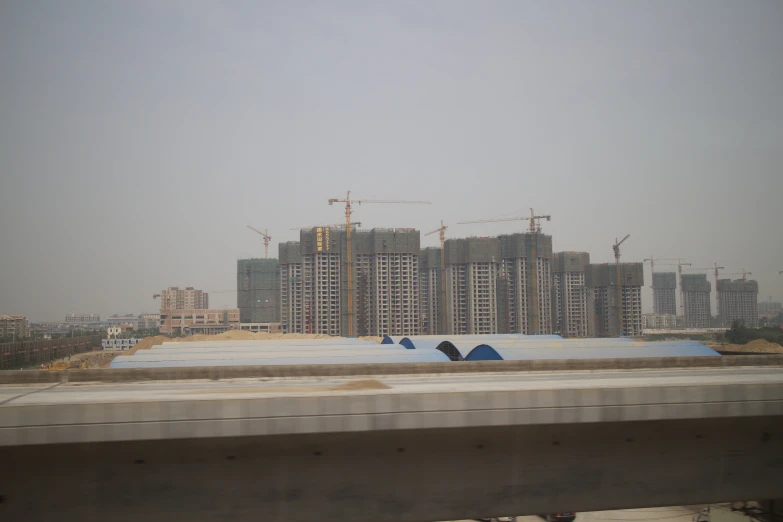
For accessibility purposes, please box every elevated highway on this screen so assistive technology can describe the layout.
[1,357,782,522]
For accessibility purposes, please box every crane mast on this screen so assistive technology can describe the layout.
[613,235,630,336]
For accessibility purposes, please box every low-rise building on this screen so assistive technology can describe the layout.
[0,315,28,339]
[642,313,678,329]
[159,308,240,335]
[102,338,141,350]
[107,314,140,329]
[65,313,100,324]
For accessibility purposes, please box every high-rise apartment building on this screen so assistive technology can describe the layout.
[552,252,590,337]
[237,258,280,324]
[158,287,208,311]
[419,247,442,334]
[496,233,553,335]
[279,242,304,334]
[651,272,677,316]
[65,313,100,323]
[586,263,644,337]
[717,279,759,327]
[278,227,421,337]
[681,274,712,328]
[444,237,500,334]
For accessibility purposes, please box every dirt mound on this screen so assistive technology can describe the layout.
[45,350,124,369]
[712,339,783,354]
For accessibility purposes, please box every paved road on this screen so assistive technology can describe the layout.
[1,367,781,406]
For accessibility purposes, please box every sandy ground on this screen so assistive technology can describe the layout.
[43,349,124,369]
[446,505,707,522]
[709,338,783,353]
[125,332,383,355]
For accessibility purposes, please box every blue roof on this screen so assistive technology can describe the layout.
[464,341,720,361]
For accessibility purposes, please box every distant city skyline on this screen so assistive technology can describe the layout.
[2,1,782,320]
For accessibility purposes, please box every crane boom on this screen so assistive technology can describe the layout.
[291,222,361,230]
[328,190,431,337]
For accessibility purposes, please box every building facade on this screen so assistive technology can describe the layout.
[279,227,421,337]
[419,247,442,335]
[443,237,500,335]
[65,313,100,323]
[717,279,759,327]
[0,315,28,339]
[107,314,140,329]
[158,287,209,311]
[138,313,161,331]
[496,233,553,335]
[682,274,712,328]
[651,272,677,316]
[587,263,644,337]
[642,313,678,329]
[237,258,281,324]
[552,251,590,338]
[159,308,240,335]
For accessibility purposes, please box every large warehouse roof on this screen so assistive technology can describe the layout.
[464,341,720,361]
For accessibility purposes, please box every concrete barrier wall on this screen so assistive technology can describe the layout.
[0,354,782,384]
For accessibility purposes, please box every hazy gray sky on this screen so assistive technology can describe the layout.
[1,1,781,320]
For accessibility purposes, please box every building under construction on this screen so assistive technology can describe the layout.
[237,258,280,324]
[552,252,590,337]
[496,233,553,335]
[158,286,209,311]
[681,273,711,328]
[717,279,759,327]
[586,263,644,337]
[651,272,677,316]
[443,237,500,334]
[419,247,442,335]
[278,227,421,337]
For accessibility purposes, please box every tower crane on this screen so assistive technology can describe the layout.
[724,271,752,280]
[246,226,271,259]
[424,221,449,335]
[613,235,630,336]
[328,191,430,338]
[458,208,551,334]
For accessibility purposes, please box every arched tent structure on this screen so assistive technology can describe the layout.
[464,340,720,361]
[110,346,450,369]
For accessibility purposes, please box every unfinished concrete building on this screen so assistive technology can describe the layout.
[552,252,590,337]
[279,227,421,337]
[651,272,677,316]
[279,242,304,334]
[586,263,644,337]
[497,233,553,335]
[419,247,442,335]
[353,229,421,337]
[237,258,280,324]
[681,273,712,328]
[444,238,500,334]
[718,279,759,327]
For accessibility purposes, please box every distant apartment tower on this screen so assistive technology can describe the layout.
[552,252,590,337]
[681,274,712,328]
[586,263,644,337]
[279,242,305,334]
[65,313,100,323]
[444,237,500,335]
[159,287,208,311]
[642,313,677,330]
[717,279,759,327]
[279,227,421,337]
[237,258,280,324]
[758,301,782,315]
[497,233,553,335]
[651,272,677,316]
[419,247,442,335]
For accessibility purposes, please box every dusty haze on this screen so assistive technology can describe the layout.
[1,1,781,320]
